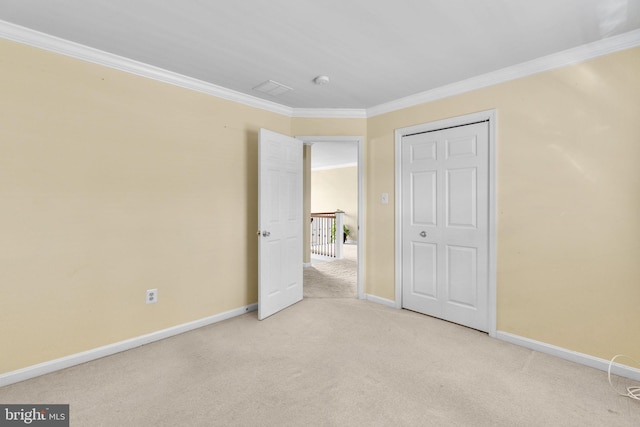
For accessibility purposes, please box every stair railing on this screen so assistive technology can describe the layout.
[310,211,344,259]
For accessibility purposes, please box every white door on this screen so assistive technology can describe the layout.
[258,129,303,320]
[401,121,489,331]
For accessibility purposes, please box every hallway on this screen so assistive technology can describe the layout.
[304,244,357,299]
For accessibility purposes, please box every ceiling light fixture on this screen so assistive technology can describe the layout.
[313,75,330,85]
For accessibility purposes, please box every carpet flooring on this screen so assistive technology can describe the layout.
[1,251,639,425]
[304,244,357,299]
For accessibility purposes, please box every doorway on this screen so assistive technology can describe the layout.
[394,111,497,335]
[296,136,364,300]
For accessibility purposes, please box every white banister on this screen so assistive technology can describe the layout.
[310,211,346,259]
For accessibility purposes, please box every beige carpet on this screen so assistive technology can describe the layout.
[2,298,639,426]
[304,243,357,299]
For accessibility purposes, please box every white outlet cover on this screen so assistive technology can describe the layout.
[146,289,158,304]
[381,193,389,205]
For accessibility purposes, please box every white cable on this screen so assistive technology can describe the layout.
[608,354,640,401]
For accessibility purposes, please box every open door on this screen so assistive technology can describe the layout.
[258,129,303,320]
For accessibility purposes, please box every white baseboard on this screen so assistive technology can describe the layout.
[496,331,640,382]
[364,294,397,308]
[0,303,258,388]
[303,262,312,268]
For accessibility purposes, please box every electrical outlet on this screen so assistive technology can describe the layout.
[146,289,158,304]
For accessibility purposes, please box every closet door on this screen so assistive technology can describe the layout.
[401,121,489,332]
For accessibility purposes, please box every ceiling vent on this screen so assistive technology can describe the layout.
[252,80,293,97]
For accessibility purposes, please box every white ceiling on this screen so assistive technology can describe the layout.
[311,141,358,170]
[1,1,639,110]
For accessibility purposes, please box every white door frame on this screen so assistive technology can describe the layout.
[394,110,497,337]
[296,135,365,300]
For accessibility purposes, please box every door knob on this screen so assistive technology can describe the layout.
[262,231,271,237]
[419,231,427,238]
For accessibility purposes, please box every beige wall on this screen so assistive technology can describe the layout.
[366,46,640,362]
[292,117,366,138]
[0,39,290,373]
[311,167,358,242]
[2,35,638,375]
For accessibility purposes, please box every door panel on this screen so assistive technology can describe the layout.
[411,242,437,298]
[411,140,437,161]
[446,167,477,228]
[258,129,303,320]
[446,135,477,159]
[412,171,437,226]
[446,245,477,307]
[402,122,489,331]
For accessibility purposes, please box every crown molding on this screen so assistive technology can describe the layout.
[0,20,294,117]
[2,20,639,120]
[367,29,640,117]
[292,108,367,119]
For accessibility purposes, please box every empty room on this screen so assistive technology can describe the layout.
[1,1,639,425]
